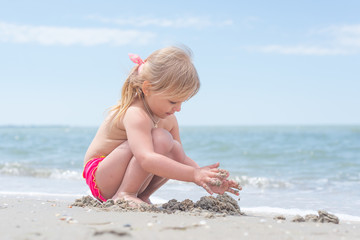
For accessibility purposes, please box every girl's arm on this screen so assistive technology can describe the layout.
[123,107,218,190]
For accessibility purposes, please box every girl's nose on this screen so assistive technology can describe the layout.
[174,103,182,112]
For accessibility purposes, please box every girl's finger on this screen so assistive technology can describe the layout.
[206,162,220,169]
[207,171,221,179]
[209,168,220,173]
[226,188,240,196]
[202,183,213,195]
[228,180,242,190]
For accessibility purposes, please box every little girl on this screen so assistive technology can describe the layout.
[83,46,241,204]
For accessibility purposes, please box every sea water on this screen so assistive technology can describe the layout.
[1,125,359,221]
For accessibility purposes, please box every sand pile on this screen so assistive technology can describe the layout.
[274,210,340,224]
[72,193,243,217]
[292,210,340,224]
[162,194,241,215]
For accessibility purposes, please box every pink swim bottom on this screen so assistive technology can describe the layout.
[83,156,107,202]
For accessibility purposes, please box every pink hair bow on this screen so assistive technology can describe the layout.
[128,53,144,65]
[128,53,145,73]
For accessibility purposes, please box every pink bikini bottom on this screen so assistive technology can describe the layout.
[83,156,107,202]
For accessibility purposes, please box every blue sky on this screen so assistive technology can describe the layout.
[1,0,360,126]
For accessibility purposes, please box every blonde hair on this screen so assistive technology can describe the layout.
[110,46,200,122]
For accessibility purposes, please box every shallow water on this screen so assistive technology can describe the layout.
[0,125,359,219]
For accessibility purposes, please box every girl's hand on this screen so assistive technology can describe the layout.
[194,162,224,195]
[208,179,242,196]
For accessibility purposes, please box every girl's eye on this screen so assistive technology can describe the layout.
[169,101,177,104]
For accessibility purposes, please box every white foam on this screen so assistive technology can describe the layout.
[0,163,82,180]
[336,213,360,222]
[49,169,82,180]
[0,191,83,200]
[149,196,168,204]
[242,206,317,216]
[235,175,293,189]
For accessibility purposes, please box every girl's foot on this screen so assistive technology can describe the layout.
[112,193,147,207]
[139,195,152,204]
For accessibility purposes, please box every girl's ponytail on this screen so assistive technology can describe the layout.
[110,67,142,123]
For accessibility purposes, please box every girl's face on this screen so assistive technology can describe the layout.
[146,91,186,119]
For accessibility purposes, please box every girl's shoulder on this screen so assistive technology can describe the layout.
[122,102,154,129]
[124,103,148,120]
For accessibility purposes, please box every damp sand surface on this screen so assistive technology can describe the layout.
[1,195,360,240]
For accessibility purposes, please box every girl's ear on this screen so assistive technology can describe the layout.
[142,81,151,96]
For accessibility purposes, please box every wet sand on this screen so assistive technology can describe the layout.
[1,195,359,240]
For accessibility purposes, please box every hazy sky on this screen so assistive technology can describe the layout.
[1,0,360,126]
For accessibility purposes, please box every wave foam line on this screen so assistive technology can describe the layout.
[0,191,84,199]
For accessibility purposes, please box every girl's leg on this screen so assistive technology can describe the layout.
[112,128,187,203]
[138,176,168,204]
[138,139,186,203]
[111,155,154,204]
[94,141,133,200]
[95,140,154,203]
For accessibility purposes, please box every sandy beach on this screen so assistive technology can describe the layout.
[1,195,359,240]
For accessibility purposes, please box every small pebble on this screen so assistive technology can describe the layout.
[274,215,286,220]
[199,220,207,225]
[68,219,78,224]
[292,215,305,222]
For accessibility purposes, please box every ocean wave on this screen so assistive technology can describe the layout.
[165,175,293,190]
[0,162,82,180]
[234,175,293,189]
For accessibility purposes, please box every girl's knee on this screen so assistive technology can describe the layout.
[171,140,186,163]
[152,128,174,154]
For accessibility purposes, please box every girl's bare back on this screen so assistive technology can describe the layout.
[83,113,128,164]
